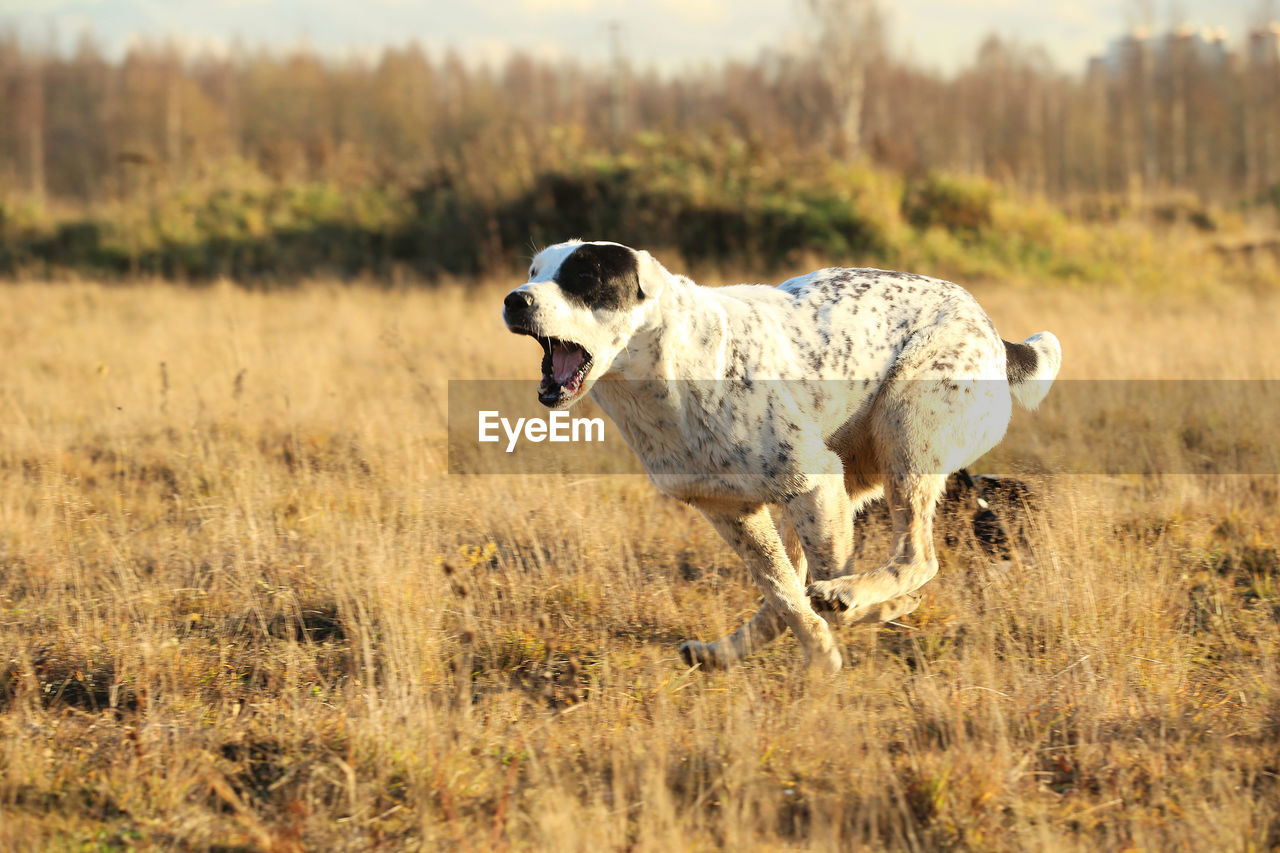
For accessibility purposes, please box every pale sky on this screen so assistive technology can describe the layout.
[0,0,1271,74]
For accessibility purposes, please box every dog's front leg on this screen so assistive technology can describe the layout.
[678,514,810,669]
[681,501,841,674]
[783,475,854,583]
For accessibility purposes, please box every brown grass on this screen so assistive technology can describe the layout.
[1,275,1278,851]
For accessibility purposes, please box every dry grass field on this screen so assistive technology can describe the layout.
[1,272,1279,851]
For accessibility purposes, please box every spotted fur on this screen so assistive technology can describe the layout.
[502,240,1062,673]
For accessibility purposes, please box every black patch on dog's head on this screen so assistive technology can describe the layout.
[554,243,642,311]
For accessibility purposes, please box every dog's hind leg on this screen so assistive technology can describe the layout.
[807,470,946,622]
[681,502,841,673]
[841,589,925,625]
[679,514,812,669]
[809,388,1010,620]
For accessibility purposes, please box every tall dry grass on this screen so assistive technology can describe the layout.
[0,273,1278,851]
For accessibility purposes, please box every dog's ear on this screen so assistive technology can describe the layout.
[634,249,667,300]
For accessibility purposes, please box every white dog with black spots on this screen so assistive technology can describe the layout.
[502,239,1060,674]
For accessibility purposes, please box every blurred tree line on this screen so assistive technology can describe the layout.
[1,6,1278,280]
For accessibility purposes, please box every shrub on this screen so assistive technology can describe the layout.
[902,173,995,235]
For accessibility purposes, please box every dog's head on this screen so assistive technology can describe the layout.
[502,240,665,408]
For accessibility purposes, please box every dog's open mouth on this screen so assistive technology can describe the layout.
[535,337,593,407]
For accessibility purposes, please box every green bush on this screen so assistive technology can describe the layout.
[0,143,898,281]
[0,141,1219,288]
[902,173,995,235]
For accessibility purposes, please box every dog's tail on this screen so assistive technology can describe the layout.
[1005,331,1061,410]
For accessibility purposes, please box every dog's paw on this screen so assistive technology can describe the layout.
[806,643,843,676]
[807,579,863,627]
[678,641,700,667]
[809,581,925,628]
[679,640,729,670]
[807,578,855,613]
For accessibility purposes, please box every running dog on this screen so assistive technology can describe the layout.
[502,240,1060,673]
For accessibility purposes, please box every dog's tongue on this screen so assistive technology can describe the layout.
[552,343,584,384]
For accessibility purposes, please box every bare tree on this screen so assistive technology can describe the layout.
[801,0,886,157]
[0,18,1276,208]
[19,52,46,201]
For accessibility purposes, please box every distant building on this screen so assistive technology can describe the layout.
[1090,22,1272,77]
[1099,27,1152,78]
[1184,25,1229,68]
[1247,22,1280,67]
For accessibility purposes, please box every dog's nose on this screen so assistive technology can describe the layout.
[505,290,533,312]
